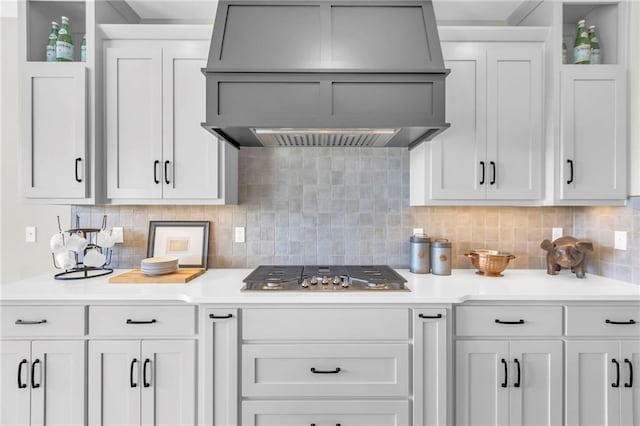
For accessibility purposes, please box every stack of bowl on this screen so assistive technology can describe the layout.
[465,250,515,277]
[141,257,179,276]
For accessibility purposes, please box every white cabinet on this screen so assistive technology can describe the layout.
[89,339,196,426]
[105,40,237,204]
[559,66,627,202]
[411,41,543,205]
[456,340,562,426]
[21,63,87,200]
[0,340,85,426]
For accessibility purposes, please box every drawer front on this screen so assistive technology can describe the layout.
[242,308,409,341]
[242,400,409,426]
[456,306,563,336]
[89,305,195,336]
[566,306,640,336]
[1,305,85,337]
[242,343,409,397]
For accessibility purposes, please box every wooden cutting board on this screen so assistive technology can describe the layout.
[109,268,206,284]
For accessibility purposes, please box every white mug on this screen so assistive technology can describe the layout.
[84,248,106,268]
[50,232,69,253]
[96,230,115,248]
[66,234,88,253]
[55,251,76,270]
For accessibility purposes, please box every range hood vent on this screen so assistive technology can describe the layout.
[203,0,449,149]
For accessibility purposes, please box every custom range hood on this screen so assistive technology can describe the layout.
[202,0,449,148]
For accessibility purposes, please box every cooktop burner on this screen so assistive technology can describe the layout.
[242,265,409,292]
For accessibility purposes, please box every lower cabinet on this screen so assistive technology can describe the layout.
[455,340,563,426]
[88,339,196,426]
[0,340,85,426]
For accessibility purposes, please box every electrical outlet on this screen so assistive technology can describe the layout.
[235,226,245,243]
[25,226,36,243]
[552,227,563,240]
[614,231,627,250]
[111,227,124,244]
[413,228,424,236]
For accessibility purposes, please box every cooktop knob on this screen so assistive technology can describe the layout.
[301,279,309,288]
[310,277,318,285]
[321,276,329,285]
[341,279,350,288]
[333,276,342,285]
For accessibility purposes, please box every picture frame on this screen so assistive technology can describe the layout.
[147,221,210,268]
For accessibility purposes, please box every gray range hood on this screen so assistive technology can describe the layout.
[202,0,449,149]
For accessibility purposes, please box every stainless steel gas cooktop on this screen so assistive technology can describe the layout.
[242,265,409,292]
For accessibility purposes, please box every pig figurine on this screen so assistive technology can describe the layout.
[540,236,594,278]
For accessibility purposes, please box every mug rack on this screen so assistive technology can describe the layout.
[51,214,114,280]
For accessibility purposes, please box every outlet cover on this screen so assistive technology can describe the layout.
[111,227,124,244]
[614,231,627,250]
[25,226,36,243]
[235,227,245,243]
[413,228,424,236]
[552,227,563,240]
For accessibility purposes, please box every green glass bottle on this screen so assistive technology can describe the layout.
[573,19,591,64]
[56,16,74,62]
[588,25,601,64]
[46,21,59,62]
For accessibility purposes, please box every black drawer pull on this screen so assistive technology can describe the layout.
[495,319,525,325]
[18,359,28,389]
[31,359,41,388]
[480,161,486,185]
[310,367,341,374]
[15,319,47,325]
[75,157,83,183]
[164,160,171,184]
[153,160,160,184]
[606,319,636,325]
[130,358,138,388]
[514,358,521,388]
[419,313,442,319]
[566,159,574,184]
[490,161,496,185]
[143,358,151,388]
[126,319,157,325]
[612,358,620,388]
[624,358,633,388]
[501,358,508,388]
[209,314,233,319]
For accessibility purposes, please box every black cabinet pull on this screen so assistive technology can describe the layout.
[606,319,636,325]
[153,160,160,184]
[480,161,486,185]
[310,367,341,374]
[612,358,620,388]
[143,358,151,388]
[17,359,27,389]
[514,358,521,388]
[130,358,138,388]
[74,157,83,183]
[126,319,157,325]
[164,161,171,184]
[419,313,442,319]
[624,358,633,388]
[501,358,508,388]
[209,314,233,319]
[490,161,496,185]
[31,359,41,389]
[566,159,574,184]
[495,319,525,325]
[15,319,47,325]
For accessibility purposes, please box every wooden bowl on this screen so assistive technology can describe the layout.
[465,250,516,277]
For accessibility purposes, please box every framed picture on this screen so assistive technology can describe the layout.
[147,221,210,268]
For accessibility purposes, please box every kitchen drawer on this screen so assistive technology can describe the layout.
[242,308,409,341]
[89,305,195,336]
[566,305,640,336]
[1,305,85,337]
[456,305,563,336]
[241,400,409,426]
[242,343,409,397]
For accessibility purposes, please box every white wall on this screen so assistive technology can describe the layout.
[1,15,71,283]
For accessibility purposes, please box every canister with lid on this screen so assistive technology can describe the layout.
[409,235,431,274]
[431,239,452,275]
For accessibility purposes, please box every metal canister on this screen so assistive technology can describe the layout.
[410,235,431,274]
[431,239,452,275]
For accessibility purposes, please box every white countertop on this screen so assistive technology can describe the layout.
[1,269,638,304]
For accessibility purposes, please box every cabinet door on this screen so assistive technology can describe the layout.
[31,340,85,426]
[455,340,509,426]
[430,43,487,200]
[413,308,447,426]
[21,63,87,199]
[560,67,627,200]
[486,43,543,200]
[201,309,238,426]
[106,48,163,199]
[509,340,563,426]
[621,341,640,426]
[88,340,141,426]
[566,340,620,426]
[0,341,30,426]
[162,45,221,200]
[141,340,195,426]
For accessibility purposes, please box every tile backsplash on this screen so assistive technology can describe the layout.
[72,148,636,282]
